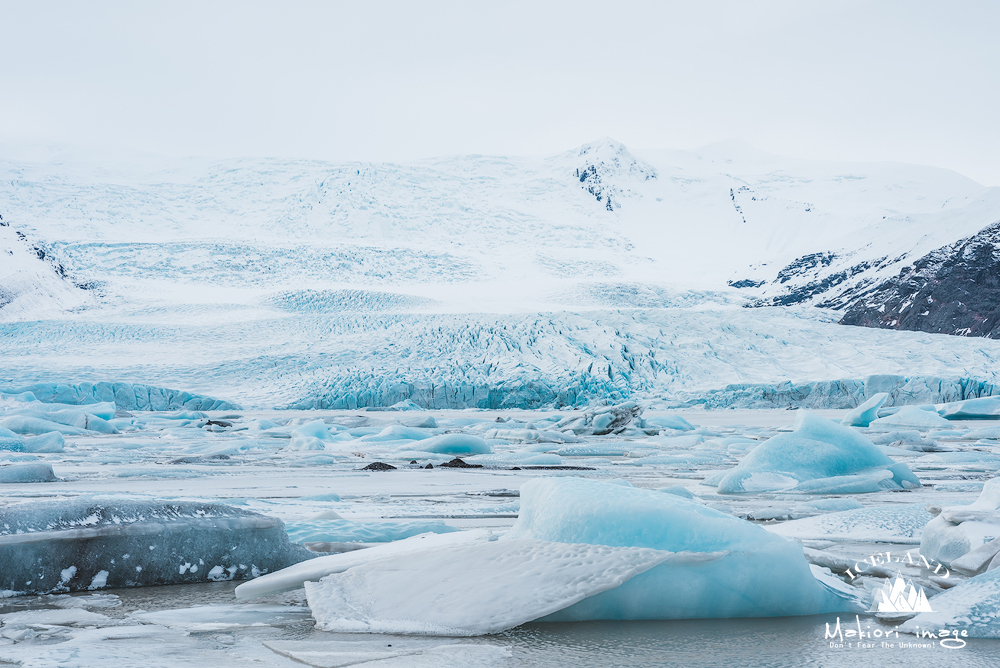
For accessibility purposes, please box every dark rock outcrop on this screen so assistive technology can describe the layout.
[840,222,1000,337]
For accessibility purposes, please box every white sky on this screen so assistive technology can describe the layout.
[1,0,998,184]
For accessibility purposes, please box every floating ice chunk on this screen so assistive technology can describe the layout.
[766,503,932,543]
[553,401,643,435]
[644,414,695,431]
[407,433,491,455]
[0,498,312,594]
[897,568,1000,638]
[466,453,562,467]
[922,477,1000,567]
[285,519,459,544]
[0,415,89,436]
[658,485,696,499]
[291,419,334,440]
[305,538,672,635]
[505,477,864,620]
[131,604,312,631]
[951,537,1000,576]
[362,425,434,442]
[914,452,1000,470]
[264,639,511,668]
[965,426,1000,440]
[870,406,952,430]
[235,530,490,599]
[22,432,65,453]
[939,396,1000,420]
[12,409,119,434]
[0,462,57,483]
[715,412,921,494]
[842,392,888,427]
[0,608,117,628]
[0,426,24,451]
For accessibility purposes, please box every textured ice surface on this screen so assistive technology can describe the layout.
[870,406,953,429]
[922,477,1000,567]
[0,462,57,483]
[264,640,512,668]
[0,382,238,411]
[305,537,672,635]
[766,503,933,544]
[940,396,1000,419]
[0,498,312,594]
[898,568,1000,638]
[284,519,459,544]
[132,604,312,631]
[504,477,863,619]
[715,412,921,493]
[235,530,490,599]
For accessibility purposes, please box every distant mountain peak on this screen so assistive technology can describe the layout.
[560,139,656,212]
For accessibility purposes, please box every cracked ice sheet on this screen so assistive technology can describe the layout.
[264,640,511,668]
[305,538,672,635]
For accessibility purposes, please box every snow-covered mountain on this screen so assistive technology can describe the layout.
[0,219,90,321]
[4,139,1000,408]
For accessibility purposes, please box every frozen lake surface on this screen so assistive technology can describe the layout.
[2,407,999,665]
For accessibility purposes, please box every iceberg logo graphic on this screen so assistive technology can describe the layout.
[871,573,933,614]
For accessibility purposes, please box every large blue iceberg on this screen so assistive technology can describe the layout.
[713,412,921,494]
[504,477,864,620]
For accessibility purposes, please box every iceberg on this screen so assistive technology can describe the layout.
[305,537,672,635]
[0,416,89,436]
[284,518,460,545]
[0,498,312,595]
[405,433,491,455]
[504,477,864,620]
[939,396,1000,420]
[869,406,952,430]
[841,392,888,427]
[552,401,643,435]
[714,412,921,494]
[921,477,1000,567]
[0,462,58,483]
[0,426,24,451]
[897,568,1000,638]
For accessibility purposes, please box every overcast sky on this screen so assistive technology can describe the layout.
[2,0,998,184]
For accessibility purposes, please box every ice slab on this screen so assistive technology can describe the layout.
[0,498,312,594]
[870,406,952,430]
[131,604,312,631]
[235,530,490,599]
[0,382,239,411]
[0,415,89,436]
[505,477,864,620]
[939,396,1000,420]
[0,462,57,483]
[264,640,511,668]
[766,503,933,544]
[285,519,459,544]
[922,477,1000,567]
[898,568,1000,638]
[0,426,25,450]
[715,412,921,494]
[21,432,65,453]
[305,537,672,635]
[841,392,888,427]
[404,433,491,455]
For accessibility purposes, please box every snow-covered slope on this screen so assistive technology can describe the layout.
[0,220,90,322]
[3,140,999,408]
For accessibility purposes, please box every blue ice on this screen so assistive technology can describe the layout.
[714,412,921,494]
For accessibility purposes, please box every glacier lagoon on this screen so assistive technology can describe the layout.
[2,402,1000,666]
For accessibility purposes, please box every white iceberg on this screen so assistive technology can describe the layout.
[841,392,889,427]
[305,538,672,635]
[922,477,1000,567]
[897,568,1000,638]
